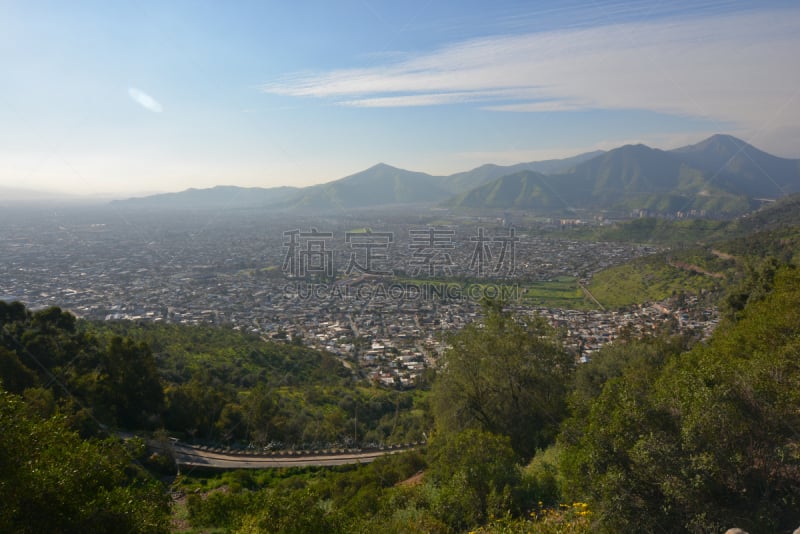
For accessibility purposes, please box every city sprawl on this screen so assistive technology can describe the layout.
[0,207,719,387]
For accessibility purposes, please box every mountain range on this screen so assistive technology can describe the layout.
[447,135,800,215]
[112,135,800,216]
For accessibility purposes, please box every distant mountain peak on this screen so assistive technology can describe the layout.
[618,143,657,153]
[673,133,755,153]
[707,133,741,141]
[368,162,398,171]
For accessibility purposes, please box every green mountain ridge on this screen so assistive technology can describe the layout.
[449,136,798,215]
[441,150,605,193]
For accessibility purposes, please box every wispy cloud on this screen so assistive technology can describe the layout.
[342,89,526,108]
[128,87,163,113]
[263,8,800,129]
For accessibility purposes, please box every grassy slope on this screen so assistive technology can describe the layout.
[576,195,800,308]
[587,253,728,308]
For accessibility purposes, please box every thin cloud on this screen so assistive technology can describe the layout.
[262,8,800,129]
[342,89,526,108]
[128,87,163,113]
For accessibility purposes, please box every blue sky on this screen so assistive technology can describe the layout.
[2,0,799,196]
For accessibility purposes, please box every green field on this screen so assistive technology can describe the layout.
[520,276,596,309]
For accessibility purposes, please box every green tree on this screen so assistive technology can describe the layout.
[243,383,278,445]
[567,334,684,421]
[216,402,247,442]
[0,387,170,533]
[427,429,520,530]
[0,346,37,393]
[103,336,165,428]
[431,301,573,458]
[1,305,165,432]
[164,378,227,439]
[723,255,780,321]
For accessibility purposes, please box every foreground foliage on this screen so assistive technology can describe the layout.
[561,267,800,533]
[0,388,170,533]
[0,302,164,433]
[431,301,573,459]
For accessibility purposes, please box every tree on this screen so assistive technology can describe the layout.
[0,387,170,533]
[0,346,37,393]
[164,378,226,439]
[243,383,279,446]
[431,301,573,458]
[99,336,165,428]
[427,429,520,530]
[1,305,165,432]
[567,334,684,421]
[722,255,780,321]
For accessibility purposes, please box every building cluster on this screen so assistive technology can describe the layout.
[0,207,718,388]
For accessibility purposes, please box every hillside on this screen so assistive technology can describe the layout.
[109,153,607,212]
[446,170,572,210]
[575,192,800,246]
[441,150,605,193]
[584,194,800,307]
[448,135,800,215]
[108,135,800,215]
[281,148,800,213]
[287,163,449,210]
[671,134,800,198]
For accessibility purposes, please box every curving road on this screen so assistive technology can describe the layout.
[164,442,423,470]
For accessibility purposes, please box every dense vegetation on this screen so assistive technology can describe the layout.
[0,306,428,449]
[0,302,164,433]
[0,388,170,532]
[561,267,800,532]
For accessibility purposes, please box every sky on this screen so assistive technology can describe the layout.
[2,0,799,197]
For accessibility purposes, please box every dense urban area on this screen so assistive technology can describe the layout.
[0,206,719,388]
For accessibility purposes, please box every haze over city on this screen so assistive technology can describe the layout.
[3,0,800,197]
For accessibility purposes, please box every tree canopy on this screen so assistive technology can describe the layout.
[431,300,573,459]
[560,267,800,533]
[0,387,170,533]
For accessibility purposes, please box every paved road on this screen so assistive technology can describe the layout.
[167,442,421,470]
